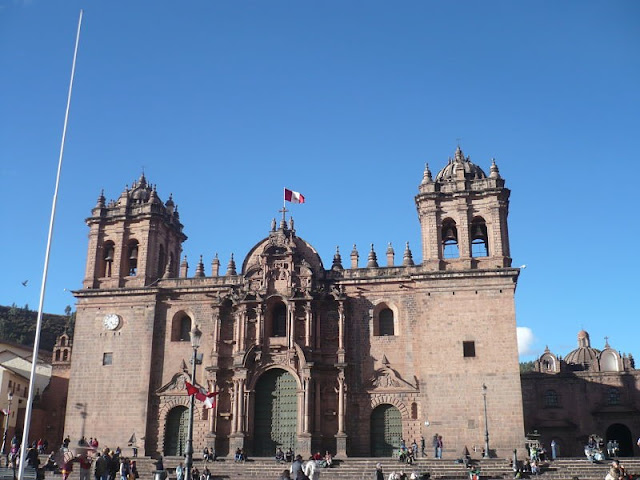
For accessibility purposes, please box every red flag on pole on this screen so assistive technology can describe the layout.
[284,188,305,204]
[185,381,218,409]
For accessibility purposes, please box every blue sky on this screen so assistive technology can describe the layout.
[1,1,638,361]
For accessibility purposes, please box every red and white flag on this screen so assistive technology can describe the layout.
[186,381,218,409]
[284,188,305,204]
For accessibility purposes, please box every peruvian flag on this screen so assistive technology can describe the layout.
[284,188,305,204]
[186,381,218,409]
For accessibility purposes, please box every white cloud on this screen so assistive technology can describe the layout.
[517,326,536,356]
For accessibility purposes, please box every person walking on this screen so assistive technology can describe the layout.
[375,462,384,480]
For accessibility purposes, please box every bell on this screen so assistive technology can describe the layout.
[472,224,485,239]
[129,247,138,260]
[104,251,113,262]
[443,227,456,241]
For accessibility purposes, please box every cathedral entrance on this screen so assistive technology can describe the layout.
[164,406,189,456]
[253,369,298,456]
[370,404,402,457]
[606,423,634,457]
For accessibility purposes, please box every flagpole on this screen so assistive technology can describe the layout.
[17,10,83,480]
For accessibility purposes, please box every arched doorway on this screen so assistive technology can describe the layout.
[606,423,633,457]
[164,406,189,456]
[371,404,402,456]
[253,369,298,456]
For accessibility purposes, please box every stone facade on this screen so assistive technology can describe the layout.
[522,331,640,457]
[65,148,525,459]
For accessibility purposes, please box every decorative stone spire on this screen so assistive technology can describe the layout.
[173,204,180,220]
[271,218,276,232]
[163,255,173,279]
[350,244,359,269]
[386,243,395,267]
[96,189,105,208]
[195,255,205,278]
[289,217,295,232]
[367,244,379,268]
[332,246,343,271]
[180,255,189,278]
[421,163,433,184]
[402,242,415,266]
[454,145,465,163]
[226,253,237,276]
[490,158,501,179]
[211,253,220,277]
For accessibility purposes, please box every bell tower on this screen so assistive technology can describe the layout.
[415,147,512,270]
[83,174,187,289]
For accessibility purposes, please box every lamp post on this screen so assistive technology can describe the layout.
[482,384,490,458]
[1,391,13,456]
[185,325,202,480]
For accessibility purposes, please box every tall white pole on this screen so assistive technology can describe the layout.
[17,10,83,480]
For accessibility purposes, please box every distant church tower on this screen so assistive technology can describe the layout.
[83,174,187,289]
[415,146,511,270]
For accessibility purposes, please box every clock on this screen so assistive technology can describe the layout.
[103,313,121,331]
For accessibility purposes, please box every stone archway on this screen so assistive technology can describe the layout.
[164,406,189,456]
[253,368,298,456]
[606,423,633,457]
[370,404,402,457]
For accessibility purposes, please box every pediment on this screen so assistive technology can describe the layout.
[156,372,204,396]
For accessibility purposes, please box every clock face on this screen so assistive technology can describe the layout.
[103,313,121,331]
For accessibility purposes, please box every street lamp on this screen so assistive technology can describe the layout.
[482,384,490,459]
[1,391,13,456]
[185,324,202,480]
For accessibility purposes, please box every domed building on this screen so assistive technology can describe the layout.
[64,149,525,458]
[522,330,639,457]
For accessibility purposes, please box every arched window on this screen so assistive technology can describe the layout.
[62,349,69,361]
[607,387,621,405]
[379,308,394,336]
[411,402,418,420]
[171,313,192,341]
[442,219,459,259]
[272,303,287,337]
[60,337,66,347]
[102,241,115,277]
[601,352,619,372]
[127,240,139,276]
[471,217,488,257]
[55,350,61,362]
[544,389,559,407]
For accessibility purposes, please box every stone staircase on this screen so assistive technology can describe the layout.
[39,456,640,480]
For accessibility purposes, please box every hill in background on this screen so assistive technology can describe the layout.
[0,304,74,353]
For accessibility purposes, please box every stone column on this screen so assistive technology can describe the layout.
[255,305,264,346]
[335,370,348,457]
[337,302,345,363]
[230,380,238,434]
[304,303,312,348]
[303,376,310,433]
[205,374,217,448]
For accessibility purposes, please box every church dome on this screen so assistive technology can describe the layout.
[564,330,600,369]
[435,146,487,182]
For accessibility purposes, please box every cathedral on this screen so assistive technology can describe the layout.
[64,147,525,458]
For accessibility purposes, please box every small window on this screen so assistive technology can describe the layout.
[62,349,69,361]
[411,402,418,420]
[463,341,476,358]
[607,387,621,405]
[544,389,559,407]
[379,308,395,336]
[272,303,287,337]
[8,380,12,389]
[103,352,113,366]
[55,350,61,362]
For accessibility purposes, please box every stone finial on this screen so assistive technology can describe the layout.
[165,194,175,214]
[289,217,295,231]
[350,244,359,269]
[490,158,501,179]
[195,255,205,278]
[421,163,433,184]
[163,255,173,279]
[402,242,415,266]
[332,246,343,271]
[454,145,465,163]
[271,218,276,232]
[226,253,237,276]
[174,204,180,219]
[96,189,105,208]
[180,255,189,278]
[367,244,379,268]
[386,242,395,267]
[211,253,220,277]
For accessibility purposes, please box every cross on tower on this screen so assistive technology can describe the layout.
[279,206,289,225]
